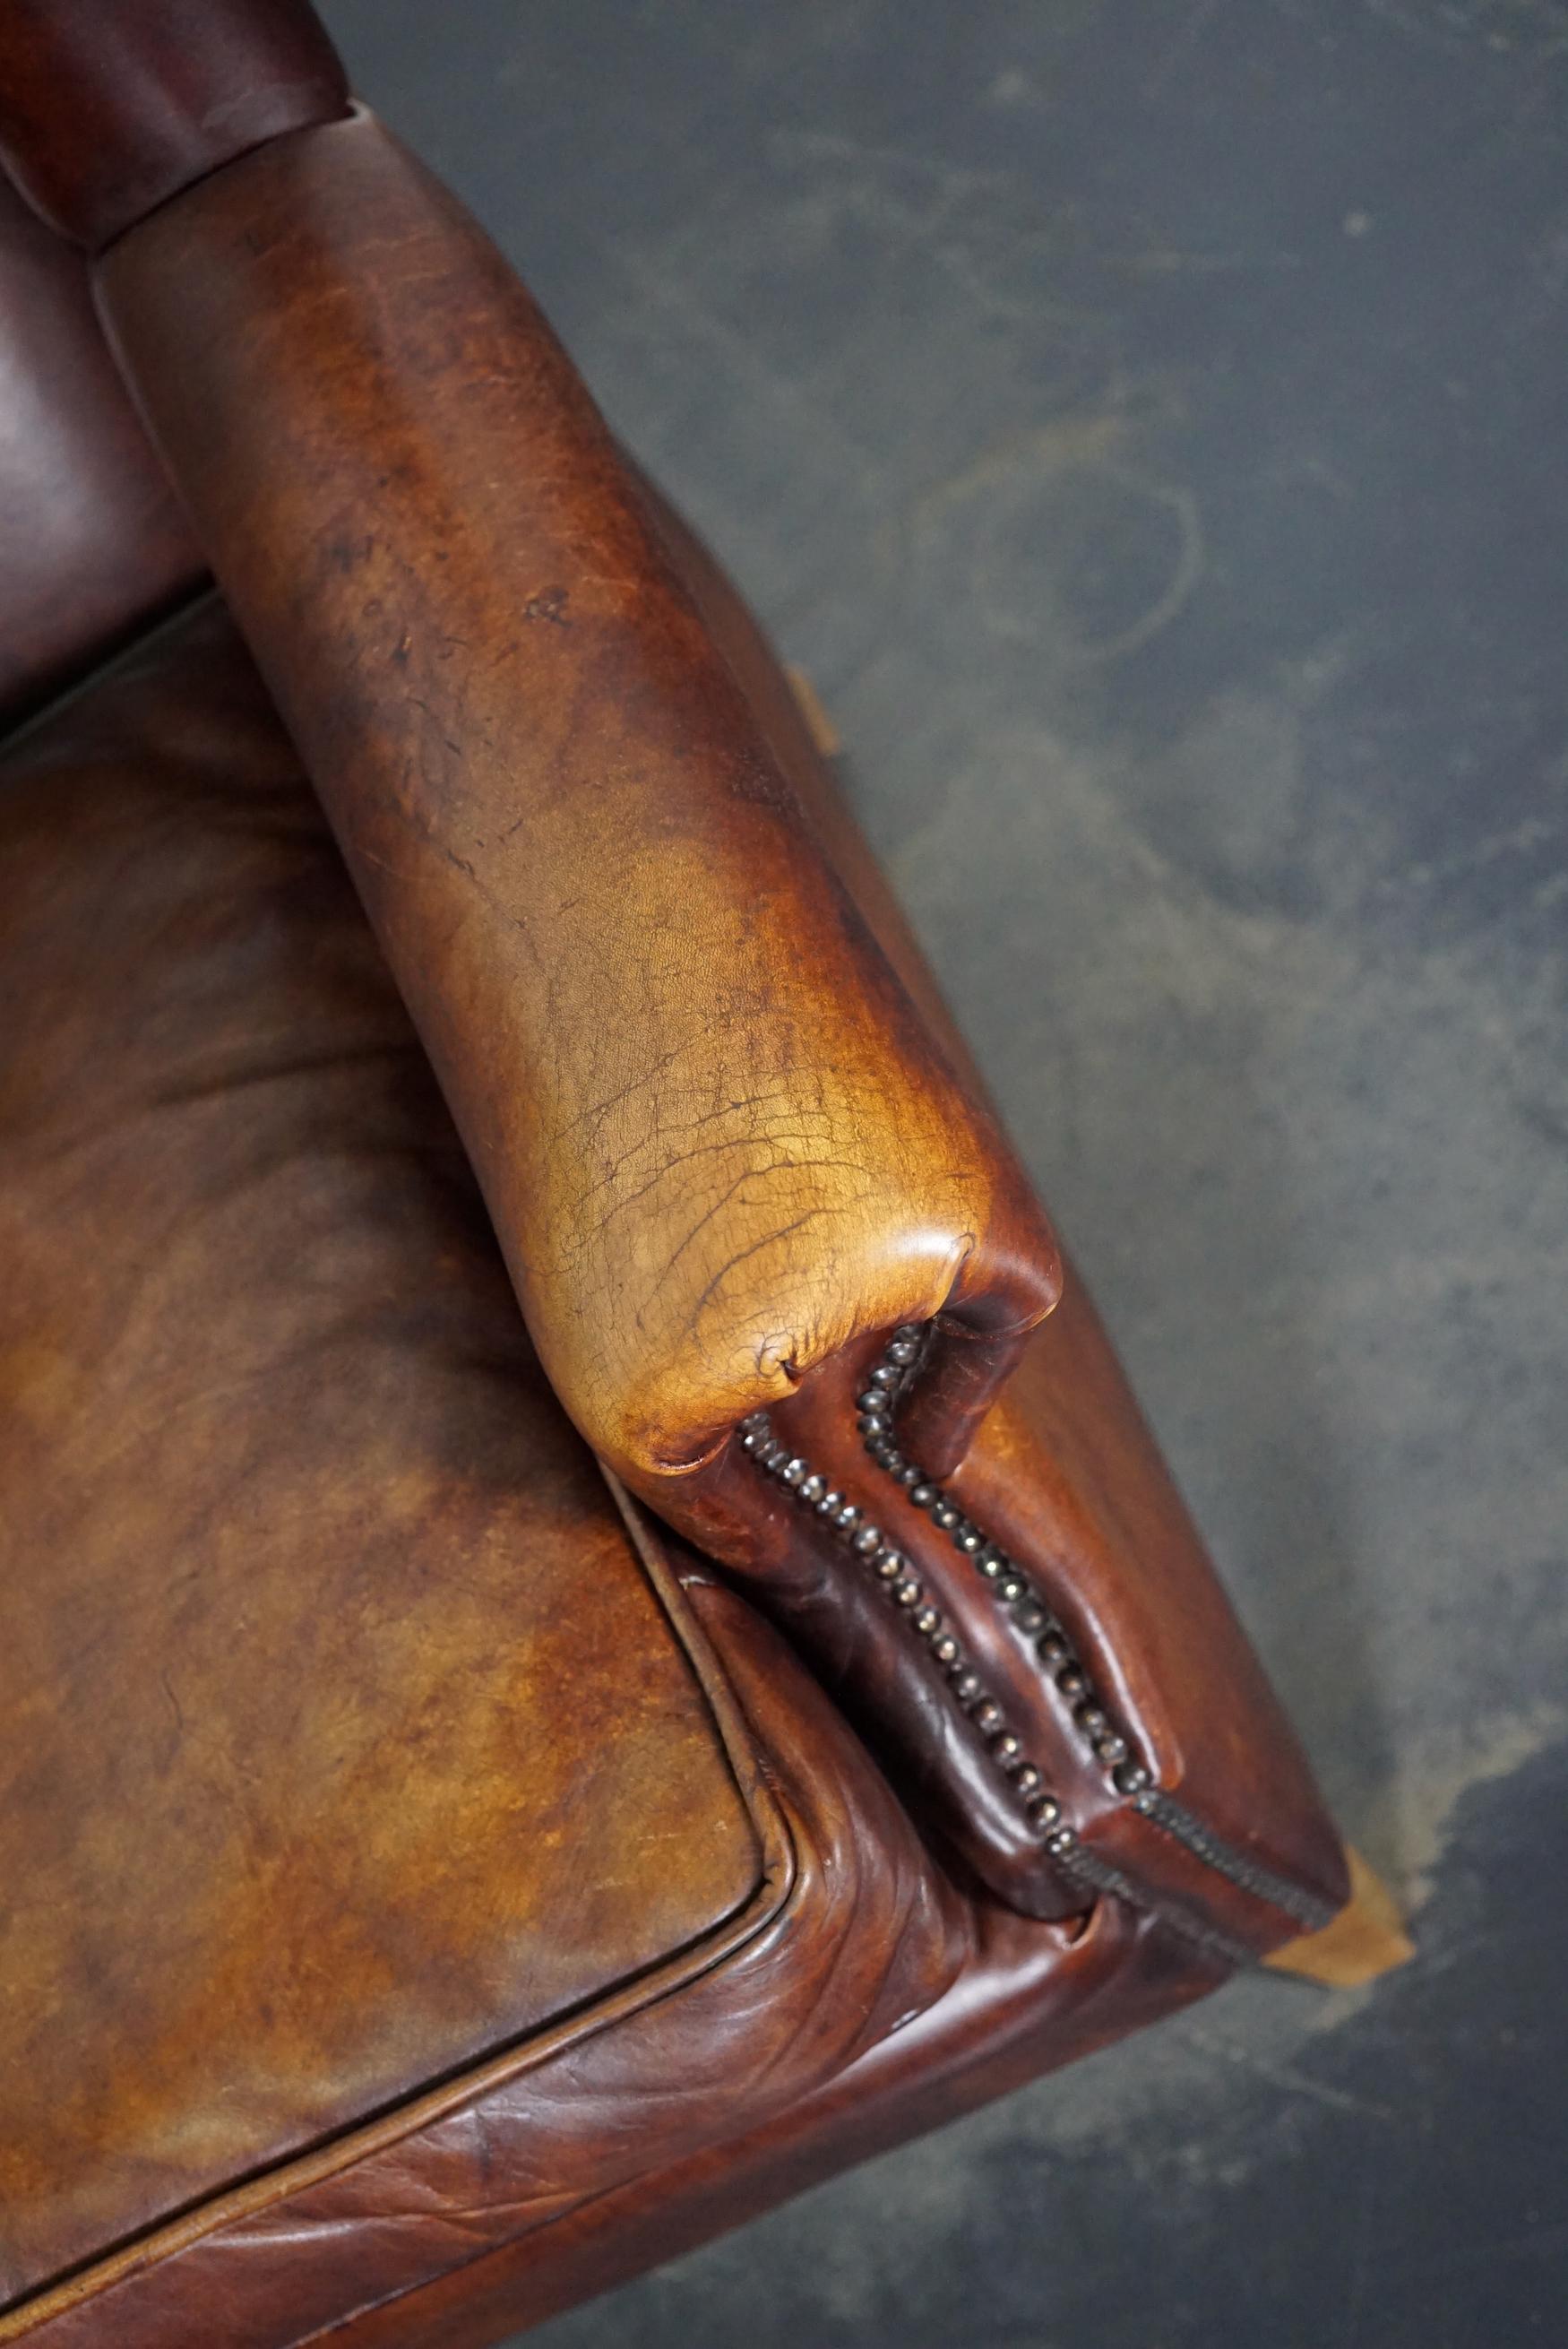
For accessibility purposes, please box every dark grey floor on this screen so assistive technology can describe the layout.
[320,5,1568,2343]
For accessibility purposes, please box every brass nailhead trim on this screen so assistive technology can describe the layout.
[741,1324,1338,1941]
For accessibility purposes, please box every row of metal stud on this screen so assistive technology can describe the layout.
[737,1398,1073,1846]
[856,1327,1336,1934]
[852,1327,1158,1807]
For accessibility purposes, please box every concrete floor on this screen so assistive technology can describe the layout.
[321,6,1568,2342]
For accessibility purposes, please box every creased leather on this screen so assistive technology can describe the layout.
[90,111,1063,1513]
[0,592,1229,2349]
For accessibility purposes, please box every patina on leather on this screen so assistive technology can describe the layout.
[89,114,1062,1498]
[0,599,1219,2349]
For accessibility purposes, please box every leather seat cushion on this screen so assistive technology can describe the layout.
[0,601,763,2306]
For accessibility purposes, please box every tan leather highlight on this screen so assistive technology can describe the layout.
[92,112,1062,1526]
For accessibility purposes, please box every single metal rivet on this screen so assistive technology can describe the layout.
[1113,1761,1151,1797]
[815,1490,841,1517]
[1027,1793,1062,1829]
[1056,1666,1087,1699]
[853,1524,883,1555]
[991,1732,1022,1765]
[1013,1602,1047,1634]
[1047,1827,1078,1856]
[932,1635,961,1665]
[914,1606,943,1636]
[1095,1734,1130,1767]
[996,1574,1026,1602]
[909,1483,938,1509]
[874,1550,906,1581]
[973,1700,1004,1734]
[1013,1764,1043,1795]
[894,1578,924,1608]
[952,1671,983,1705]
[933,1503,961,1531]
[1038,1632,1070,1665]
[1075,1703,1108,1738]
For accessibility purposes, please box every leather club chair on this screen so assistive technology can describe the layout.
[0,4,1407,2342]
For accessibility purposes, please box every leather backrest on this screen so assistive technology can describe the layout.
[0,0,348,249]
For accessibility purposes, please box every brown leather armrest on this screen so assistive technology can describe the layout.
[84,112,1061,1519]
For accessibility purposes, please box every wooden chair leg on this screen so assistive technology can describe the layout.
[1265,1847,1414,1988]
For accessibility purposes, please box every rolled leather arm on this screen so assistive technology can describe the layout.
[86,111,1061,1500]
